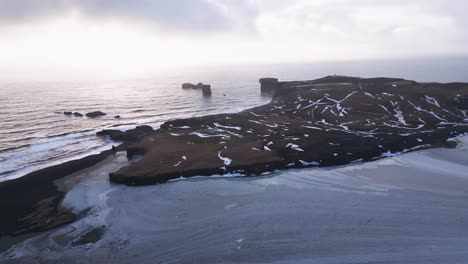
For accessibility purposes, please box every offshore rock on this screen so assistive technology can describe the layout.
[86,111,107,118]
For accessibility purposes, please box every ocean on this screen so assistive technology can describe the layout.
[1,57,467,181]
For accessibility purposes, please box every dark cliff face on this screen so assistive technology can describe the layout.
[260,78,279,93]
[109,76,468,186]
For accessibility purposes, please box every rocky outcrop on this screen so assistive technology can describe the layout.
[97,125,154,142]
[182,83,195,89]
[202,85,212,96]
[182,82,212,95]
[109,76,468,186]
[195,83,205,89]
[86,111,107,118]
[61,111,83,117]
[259,78,279,93]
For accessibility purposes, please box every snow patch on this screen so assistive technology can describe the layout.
[425,95,441,107]
[218,151,232,166]
[214,123,242,131]
[286,143,304,152]
[299,160,319,166]
[391,101,407,125]
[190,132,226,138]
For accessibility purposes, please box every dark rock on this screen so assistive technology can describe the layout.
[126,146,146,158]
[97,125,154,142]
[97,130,124,139]
[202,85,212,96]
[259,78,279,93]
[183,82,212,95]
[182,83,195,89]
[86,111,107,118]
[196,83,205,89]
[64,112,73,116]
[0,148,115,236]
[73,112,83,117]
[115,115,121,119]
[182,82,204,89]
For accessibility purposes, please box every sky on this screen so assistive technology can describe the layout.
[0,0,467,80]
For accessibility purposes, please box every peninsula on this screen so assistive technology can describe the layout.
[106,75,468,185]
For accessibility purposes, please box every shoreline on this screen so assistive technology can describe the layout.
[0,75,467,239]
[0,148,118,237]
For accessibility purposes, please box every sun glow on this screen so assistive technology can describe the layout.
[0,14,263,80]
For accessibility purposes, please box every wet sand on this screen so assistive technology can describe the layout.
[1,136,468,263]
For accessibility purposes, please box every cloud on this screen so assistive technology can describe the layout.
[254,0,468,58]
[0,0,259,33]
[0,0,467,77]
[1,0,466,40]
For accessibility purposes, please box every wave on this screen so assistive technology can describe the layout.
[0,77,267,182]
[0,143,31,154]
[0,139,114,182]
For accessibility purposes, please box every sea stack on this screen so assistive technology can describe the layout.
[182,83,195,89]
[202,85,212,96]
[182,82,212,96]
[259,78,279,93]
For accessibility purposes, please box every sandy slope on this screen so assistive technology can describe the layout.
[2,137,468,264]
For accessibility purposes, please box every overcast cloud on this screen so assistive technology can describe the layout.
[0,0,259,33]
[0,0,467,35]
[0,0,467,79]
